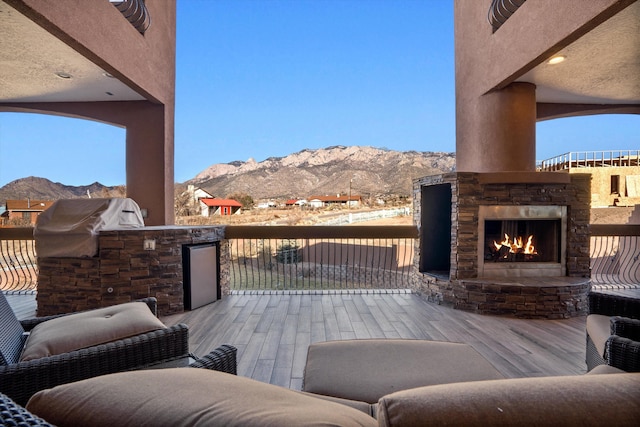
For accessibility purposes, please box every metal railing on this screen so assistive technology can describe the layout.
[0,227,37,294]
[538,150,640,172]
[110,0,151,34]
[225,225,418,293]
[590,225,640,289]
[488,0,527,32]
[2,224,637,294]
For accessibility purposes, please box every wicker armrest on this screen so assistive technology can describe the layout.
[606,335,640,372]
[611,316,640,341]
[0,323,189,406]
[20,298,159,331]
[588,292,640,318]
[189,344,237,375]
[0,392,53,426]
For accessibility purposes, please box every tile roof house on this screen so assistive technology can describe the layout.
[1,199,54,226]
[199,198,242,216]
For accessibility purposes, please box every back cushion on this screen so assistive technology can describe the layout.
[27,368,378,426]
[20,302,165,361]
[0,293,26,365]
[377,373,640,427]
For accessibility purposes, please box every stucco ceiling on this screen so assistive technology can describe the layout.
[516,1,640,104]
[0,1,638,105]
[0,2,144,102]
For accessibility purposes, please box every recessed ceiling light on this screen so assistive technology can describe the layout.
[55,72,72,79]
[103,72,115,78]
[547,55,566,65]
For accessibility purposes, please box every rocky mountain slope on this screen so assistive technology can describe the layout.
[0,177,119,202]
[189,146,455,201]
[0,146,456,202]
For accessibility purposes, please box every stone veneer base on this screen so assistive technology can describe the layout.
[36,226,228,317]
[416,274,589,319]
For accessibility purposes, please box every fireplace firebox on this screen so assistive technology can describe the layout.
[478,206,566,277]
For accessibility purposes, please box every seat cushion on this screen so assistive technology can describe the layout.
[26,368,377,427]
[20,302,166,361]
[303,339,505,403]
[586,314,612,357]
[377,373,640,427]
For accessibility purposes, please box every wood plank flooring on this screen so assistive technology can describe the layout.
[7,291,589,390]
[161,291,588,390]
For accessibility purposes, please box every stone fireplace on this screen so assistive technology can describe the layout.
[413,172,591,318]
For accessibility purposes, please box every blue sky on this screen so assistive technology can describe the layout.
[0,0,638,188]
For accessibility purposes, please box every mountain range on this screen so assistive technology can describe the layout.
[0,146,456,203]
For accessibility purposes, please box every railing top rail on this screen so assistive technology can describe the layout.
[0,227,34,240]
[224,225,419,239]
[538,150,640,170]
[590,224,640,236]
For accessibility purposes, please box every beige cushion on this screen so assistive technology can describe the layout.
[20,302,166,361]
[303,339,504,403]
[587,364,626,375]
[586,314,612,357]
[26,368,378,427]
[377,373,640,427]
[300,391,377,418]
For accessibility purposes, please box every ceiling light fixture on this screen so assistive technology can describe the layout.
[547,55,566,65]
[55,72,72,79]
[103,72,115,78]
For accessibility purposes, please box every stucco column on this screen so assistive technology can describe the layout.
[126,104,175,226]
[456,82,537,173]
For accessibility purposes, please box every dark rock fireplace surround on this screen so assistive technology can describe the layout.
[412,172,591,319]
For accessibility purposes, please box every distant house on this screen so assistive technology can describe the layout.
[185,185,214,203]
[308,195,361,208]
[285,199,307,207]
[256,201,277,209]
[1,199,55,225]
[538,150,640,207]
[199,198,242,216]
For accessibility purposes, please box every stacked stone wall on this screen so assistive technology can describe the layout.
[36,226,226,316]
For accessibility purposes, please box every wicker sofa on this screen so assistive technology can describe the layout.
[0,344,238,427]
[7,340,640,426]
[586,291,640,372]
[0,293,190,406]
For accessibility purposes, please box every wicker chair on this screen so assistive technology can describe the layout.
[0,293,190,406]
[0,391,54,427]
[0,344,238,426]
[586,291,640,372]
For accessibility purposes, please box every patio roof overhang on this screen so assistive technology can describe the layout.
[0,0,177,226]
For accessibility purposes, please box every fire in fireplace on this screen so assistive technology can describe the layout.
[478,206,566,277]
[484,219,561,263]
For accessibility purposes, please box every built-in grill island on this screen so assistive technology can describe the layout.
[413,172,591,318]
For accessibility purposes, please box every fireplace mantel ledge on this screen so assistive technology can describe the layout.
[477,172,571,184]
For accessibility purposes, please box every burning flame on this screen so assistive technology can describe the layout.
[493,234,537,255]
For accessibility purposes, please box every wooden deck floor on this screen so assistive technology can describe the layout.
[161,291,588,390]
[7,291,589,391]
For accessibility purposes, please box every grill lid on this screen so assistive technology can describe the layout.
[34,198,144,258]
